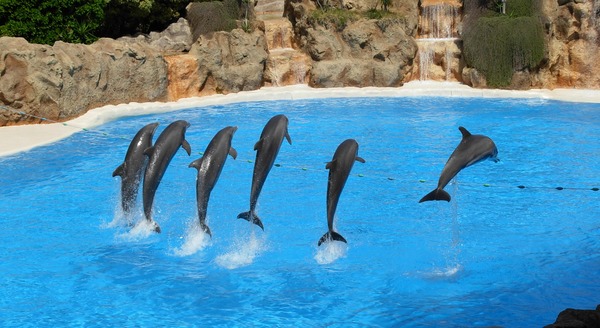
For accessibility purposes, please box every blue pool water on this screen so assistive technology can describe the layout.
[1,96,599,327]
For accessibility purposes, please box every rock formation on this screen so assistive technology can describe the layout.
[535,0,600,89]
[285,0,418,87]
[2,0,600,125]
[545,305,600,328]
[0,37,168,126]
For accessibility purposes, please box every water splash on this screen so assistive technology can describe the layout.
[314,240,348,265]
[115,219,158,241]
[422,264,463,280]
[172,219,211,257]
[215,229,267,269]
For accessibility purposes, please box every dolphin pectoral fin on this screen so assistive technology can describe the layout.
[237,211,264,230]
[113,163,124,177]
[189,157,203,169]
[459,126,472,138]
[285,131,292,145]
[144,146,155,157]
[318,231,347,246]
[229,147,238,159]
[419,189,451,203]
[325,159,336,170]
[182,139,192,156]
[355,156,366,163]
[254,138,266,151]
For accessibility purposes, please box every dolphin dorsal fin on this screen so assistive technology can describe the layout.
[355,156,366,163]
[189,157,204,170]
[182,139,192,156]
[229,147,238,160]
[112,163,125,177]
[459,126,472,139]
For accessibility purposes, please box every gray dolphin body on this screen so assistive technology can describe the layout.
[318,139,365,246]
[113,122,159,214]
[189,126,238,237]
[238,114,292,230]
[419,126,499,203]
[142,120,192,232]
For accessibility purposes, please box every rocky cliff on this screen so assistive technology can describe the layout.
[285,0,418,87]
[0,37,168,126]
[535,0,600,89]
[1,0,599,125]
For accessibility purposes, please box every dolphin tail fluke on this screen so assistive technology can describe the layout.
[200,222,212,237]
[419,189,451,203]
[148,219,161,233]
[237,211,264,231]
[318,231,347,246]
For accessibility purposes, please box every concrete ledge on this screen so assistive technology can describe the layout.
[2,82,600,157]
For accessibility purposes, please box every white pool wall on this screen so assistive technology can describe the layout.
[2,81,600,157]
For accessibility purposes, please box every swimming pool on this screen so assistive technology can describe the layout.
[1,96,599,326]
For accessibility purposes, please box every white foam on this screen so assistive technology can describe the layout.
[314,240,348,265]
[215,230,267,269]
[172,220,211,257]
[421,264,463,280]
[115,219,158,241]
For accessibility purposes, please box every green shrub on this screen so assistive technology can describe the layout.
[186,0,240,40]
[99,0,191,38]
[309,8,360,30]
[462,15,545,87]
[0,0,105,44]
[505,0,534,17]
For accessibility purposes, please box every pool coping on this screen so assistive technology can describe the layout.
[2,81,600,158]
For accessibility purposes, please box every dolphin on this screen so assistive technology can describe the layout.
[318,139,365,246]
[113,122,159,214]
[237,114,292,230]
[419,126,499,203]
[189,126,238,237]
[142,120,192,233]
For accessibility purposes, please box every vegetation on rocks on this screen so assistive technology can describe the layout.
[462,0,545,87]
[0,0,105,44]
[0,0,249,45]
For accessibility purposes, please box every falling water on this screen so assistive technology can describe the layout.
[419,4,459,39]
[416,2,462,81]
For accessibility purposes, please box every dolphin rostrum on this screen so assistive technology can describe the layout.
[318,139,365,246]
[189,126,238,237]
[238,114,292,230]
[113,122,159,214]
[419,126,499,203]
[142,120,192,233]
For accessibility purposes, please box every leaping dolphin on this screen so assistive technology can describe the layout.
[419,126,499,203]
[318,139,365,246]
[238,114,292,230]
[113,122,159,214]
[189,126,238,237]
[142,120,192,233]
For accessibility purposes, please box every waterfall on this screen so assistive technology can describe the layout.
[415,1,462,82]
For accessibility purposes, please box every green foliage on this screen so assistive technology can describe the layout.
[0,0,105,44]
[186,0,239,40]
[462,15,545,87]
[309,8,360,30]
[505,0,534,17]
[99,0,191,38]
